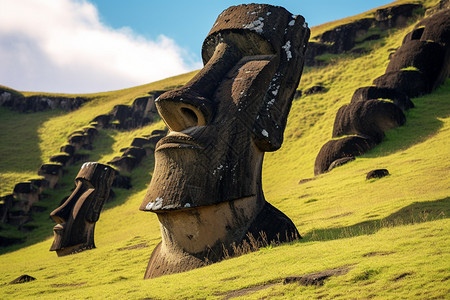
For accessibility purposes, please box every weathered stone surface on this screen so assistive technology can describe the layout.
[38,164,63,189]
[366,169,390,179]
[304,41,332,66]
[328,156,355,172]
[141,4,309,279]
[416,9,450,46]
[332,100,406,143]
[0,86,89,113]
[112,174,132,189]
[373,70,430,97]
[304,85,326,96]
[314,136,377,175]
[425,0,450,16]
[386,40,446,87]
[107,156,138,173]
[351,86,414,111]
[9,274,36,284]
[50,153,73,166]
[131,137,152,148]
[317,18,374,54]
[90,114,111,128]
[29,178,49,194]
[122,147,146,162]
[13,182,39,210]
[375,4,422,29]
[50,162,115,256]
[60,144,75,156]
[68,134,86,151]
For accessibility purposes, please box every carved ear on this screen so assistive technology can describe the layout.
[252,16,310,152]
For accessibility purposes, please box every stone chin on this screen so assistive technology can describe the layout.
[49,221,96,257]
[140,126,263,212]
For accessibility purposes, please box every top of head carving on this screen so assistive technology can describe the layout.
[140,4,309,212]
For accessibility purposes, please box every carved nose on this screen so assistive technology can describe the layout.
[156,88,215,132]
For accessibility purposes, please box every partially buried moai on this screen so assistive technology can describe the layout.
[50,162,115,256]
[140,4,310,278]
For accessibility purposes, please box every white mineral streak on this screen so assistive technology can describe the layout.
[288,20,295,26]
[282,41,292,61]
[261,129,269,137]
[303,22,308,28]
[267,12,271,16]
[243,18,264,33]
[184,203,191,208]
[147,197,163,210]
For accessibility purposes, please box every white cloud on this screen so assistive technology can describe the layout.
[0,0,201,93]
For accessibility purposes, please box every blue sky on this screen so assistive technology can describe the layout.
[0,0,394,93]
[92,0,393,63]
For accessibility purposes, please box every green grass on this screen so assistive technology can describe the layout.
[0,1,449,298]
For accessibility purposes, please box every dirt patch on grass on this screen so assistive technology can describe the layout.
[50,282,86,288]
[362,251,395,257]
[116,242,148,251]
[284,265,353,286]
[393,272,414,281]
[215,279,280,299]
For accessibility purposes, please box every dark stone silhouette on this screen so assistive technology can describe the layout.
[328,156,355,172]
[38,164,64,189]
[366,169,390,179]
[60,144,76,156]
[0,87,89,113]
[351,86,414,111]
[49,162,115,256]
[9,275,36,284]
[304,85,326,96]
[332,100,406,143]
[112,174,132,189]
[374,4,422,29]
[50,154,73,166]
[386,41,445,87]
[373,70,430,97]
[314,136,377,175]
[140,4,309,278]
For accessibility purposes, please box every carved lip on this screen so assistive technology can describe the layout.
[156,133,203,151]
[53,223,65,231]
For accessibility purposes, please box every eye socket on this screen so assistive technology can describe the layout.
[180,107,199,127]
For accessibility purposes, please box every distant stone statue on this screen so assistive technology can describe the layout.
[50,162,115,256]
[140,4,310,278]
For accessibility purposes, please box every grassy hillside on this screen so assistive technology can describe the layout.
[0,0,449,298]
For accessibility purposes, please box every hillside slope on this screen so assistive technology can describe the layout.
[1,0,449,299]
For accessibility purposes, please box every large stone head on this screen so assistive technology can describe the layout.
[50,162,115,256]
[140,4,309,278]
[141,4,309,212]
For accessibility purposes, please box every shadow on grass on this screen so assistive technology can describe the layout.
[364,79,450,158]
[0,108,64,192]
[301,197,449,242]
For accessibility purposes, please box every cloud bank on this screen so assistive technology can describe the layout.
[0,0,201,93]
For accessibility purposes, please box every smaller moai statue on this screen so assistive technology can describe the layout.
[49,162,115,256]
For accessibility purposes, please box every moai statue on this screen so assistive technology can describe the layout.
[140,4,310,278]
[50,162,115,256]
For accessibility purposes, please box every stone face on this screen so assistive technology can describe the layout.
[366,169,390,179]
[373,70,430,97]
[49,162,115,256]
[38,164,64,189]
[140,4,309,279]
[332,100,406,143]
[351,86,414,111]
[314,136,377,175]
